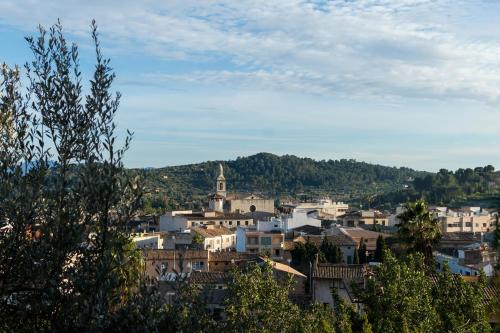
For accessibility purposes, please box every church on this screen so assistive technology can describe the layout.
[208,164,275,215]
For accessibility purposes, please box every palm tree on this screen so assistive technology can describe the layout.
[396,200,440,265]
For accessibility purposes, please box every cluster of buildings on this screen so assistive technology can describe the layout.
[129,164,499,321]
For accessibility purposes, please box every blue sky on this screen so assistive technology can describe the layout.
[2,0,500,171]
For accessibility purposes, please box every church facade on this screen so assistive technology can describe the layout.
[208,164,275,215]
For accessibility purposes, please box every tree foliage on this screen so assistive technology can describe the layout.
[360,251,491,333]
[396,199,440,265]
[134,152,427,211]
[373,235,386,263]
[224,263,302,332]
[0,22,162,332]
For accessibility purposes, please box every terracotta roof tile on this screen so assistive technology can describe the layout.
[312,263,366,280]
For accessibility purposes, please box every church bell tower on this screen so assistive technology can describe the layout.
[216,163,226,197]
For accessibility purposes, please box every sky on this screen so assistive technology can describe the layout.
[1,0,500,172]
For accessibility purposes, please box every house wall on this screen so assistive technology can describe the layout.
[160,214,189,232]
[132,235,162,249]
[340,245,356,264]
[313,279,355,308]
[236,227,247,252]
[144,252,209,280]
[435,254,479,276]
[282,209,322,231]
[440,215,494,233]
[204,234,236,252]
[228,198,274,214]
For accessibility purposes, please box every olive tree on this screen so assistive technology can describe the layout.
[0,21,160,332]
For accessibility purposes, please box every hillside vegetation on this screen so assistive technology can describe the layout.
[133,153,428,211]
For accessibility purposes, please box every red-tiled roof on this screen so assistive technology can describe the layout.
[295,234,356,247]
[142,249,209,260]
[189,271,230,285]
[312,263,366,280]
[209,251,259,262]
[192,226,235,238]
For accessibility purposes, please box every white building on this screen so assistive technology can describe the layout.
[236,219,284,259]
[434,251,495,277]
[160,210,254,232]
[132,234,163,249]
[281,208,322,231]
[192,226,236,252]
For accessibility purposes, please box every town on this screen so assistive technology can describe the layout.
[2,2,500,332]
[128,163,500,326]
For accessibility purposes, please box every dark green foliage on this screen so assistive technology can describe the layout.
[396,199,440,266]
[493,215,500,251]
[320,237,342,264]
[0,22,165,332]
[133,153,427,211]
[373,235,386,262]
[353,246,360,264]
[360,251,490,333]
[225,263,302,333]
[291,239,343,273]
[291,240,323,270]
[414,166,497,204]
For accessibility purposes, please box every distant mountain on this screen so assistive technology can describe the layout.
[132,153,429,210]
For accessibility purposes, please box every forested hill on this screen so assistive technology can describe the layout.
[133,153,428,209]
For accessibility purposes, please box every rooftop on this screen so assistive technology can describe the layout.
[312,263,366,280]
[292,225,323,235]
[339,227,391,240]
[257,257,307,278]
[209,251,259,262]
[189,271,230,285]
[142,249,209,260]
[181,212,250,221]
[192,226,235,238]
[294,234,356,247]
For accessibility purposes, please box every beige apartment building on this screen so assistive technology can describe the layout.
[439,211,495,233]
[338,210,389,227]
[236,225,284,259]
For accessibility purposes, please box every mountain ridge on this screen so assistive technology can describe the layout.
[134,152,430,210]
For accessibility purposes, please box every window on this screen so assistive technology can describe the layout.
[220,221,223,225]
[248,237,258,245]
[219,182,224,190]
[465,222,472,227]
[483,223,487,227]
[245,221,249,226]
[237,221,240,226]
[229,221,233,226]
[274,249,280,256]
[261,237,272,246]
[193,261,204,270]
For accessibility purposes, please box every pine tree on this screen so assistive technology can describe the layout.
[374,235,386,262]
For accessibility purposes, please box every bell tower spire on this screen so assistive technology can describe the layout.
[216,163,226,197]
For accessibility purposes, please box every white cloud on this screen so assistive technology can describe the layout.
[1,0,500,103]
